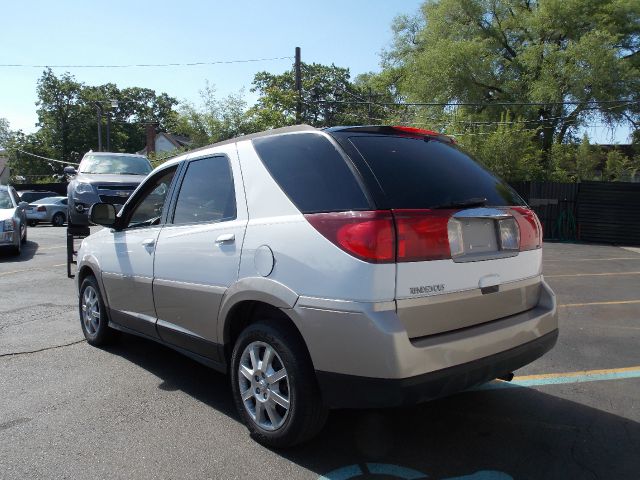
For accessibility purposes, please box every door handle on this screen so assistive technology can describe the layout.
[215,233,235,244]
[141,238,156,247]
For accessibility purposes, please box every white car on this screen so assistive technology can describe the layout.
[76,125,558,447]
[0,185,28,255]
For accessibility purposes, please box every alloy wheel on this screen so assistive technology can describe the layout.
[81,286,100,335]
[238,341,290,431]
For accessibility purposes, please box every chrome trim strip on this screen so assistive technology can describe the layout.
[156,319,205,339]
[153,277,227,294]
[398,275,542,307]
[453,207,511,218]
[296,296,396,313]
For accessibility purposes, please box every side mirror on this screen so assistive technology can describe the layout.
[64,166,77,175]
[18,201,29,210]
[89,203,116,227]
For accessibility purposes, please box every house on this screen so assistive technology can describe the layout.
[0,150,9,185]
[137,124,191,157]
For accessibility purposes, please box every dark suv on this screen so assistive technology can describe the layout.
[65,152,152,225]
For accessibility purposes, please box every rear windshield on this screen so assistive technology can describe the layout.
[348,135,524,209]
[253,133,369,214]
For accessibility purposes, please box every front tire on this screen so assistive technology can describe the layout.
[79,275,116,346]
[230,320,328,448]
[52,212,66,227]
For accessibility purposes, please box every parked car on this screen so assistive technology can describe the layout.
[0,185,28,255]
[26,196,68,227]
[18,190,60,204]
[76,125,558,447]
[64,152,152,226]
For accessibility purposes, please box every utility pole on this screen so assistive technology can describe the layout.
[94,102,103,152]
[368,87,373,124]
[295,47,302,124]
[106,113,111,152]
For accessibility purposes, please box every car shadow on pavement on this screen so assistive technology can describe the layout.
[0,239,38,263]
[106,334,640,480]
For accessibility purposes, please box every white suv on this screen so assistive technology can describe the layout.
[77,125,558,447]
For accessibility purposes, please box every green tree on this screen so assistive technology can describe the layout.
[575,135,601,181]
[175,83,253,147]
[604,149,640,180]
[35,69,179,163]
[382,0,640,154]
[454,112,544,181]
[249,62,372,128]
[0,118,10,148]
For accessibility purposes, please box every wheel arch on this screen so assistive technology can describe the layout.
[222,300,314,370]
[76,257,110,308]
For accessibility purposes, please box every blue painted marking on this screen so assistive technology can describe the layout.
[474,368,640,391]
[366,462,428,478]
[445,471,513,480]
[317,464,513,480]
[317,465,363,480]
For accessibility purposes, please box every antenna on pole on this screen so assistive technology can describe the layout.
[295,47,302,124]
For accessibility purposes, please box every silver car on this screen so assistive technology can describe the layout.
[0,185,28,255]
[26,196,68,227]
[77,125,558,447]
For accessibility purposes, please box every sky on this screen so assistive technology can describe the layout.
[0,0,631,144]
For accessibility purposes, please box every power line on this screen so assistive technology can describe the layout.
[312,99,640,108]
[0,56,293,69]
[16,149,79,165]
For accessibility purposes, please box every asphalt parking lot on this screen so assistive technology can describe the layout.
[1,226,639,479]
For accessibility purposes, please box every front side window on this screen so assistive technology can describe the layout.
[125,167,176,229]
[172,156,236,225]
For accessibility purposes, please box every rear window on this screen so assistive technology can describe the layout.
[252,133,369,214]
[348,135,524,209]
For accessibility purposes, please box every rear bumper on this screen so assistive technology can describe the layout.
[290,278,558,408]
[317,329,558,408]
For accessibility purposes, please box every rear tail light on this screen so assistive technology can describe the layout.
[304,211,395,263]
[394,209,454,261]
[510,207,543,251]
[391,126,456,144]
[498,217,520,251]
[36,206,46,212]
[305,207,542,263]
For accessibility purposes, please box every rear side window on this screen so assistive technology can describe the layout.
[172,156,237,224]
[348,135,524,209]
[252,133,369,214]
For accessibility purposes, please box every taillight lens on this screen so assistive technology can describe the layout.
[304,211,395,263]
[394,209,454,261]
[37,206,46,212]
[510,207,542,250]
[498,217,520,251]
[306,207,541,263]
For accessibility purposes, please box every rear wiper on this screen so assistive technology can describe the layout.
[432,197,487,209]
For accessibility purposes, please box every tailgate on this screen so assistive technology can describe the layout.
[396,252,542,338]
[395,209,543,338]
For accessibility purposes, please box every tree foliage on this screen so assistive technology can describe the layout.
[249,62,373,128]
[8,69,179,179]
[381,0,640,152]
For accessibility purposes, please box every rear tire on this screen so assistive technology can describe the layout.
[79,275,116,346]
[52,212,66,227]
[230,319,328,448]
